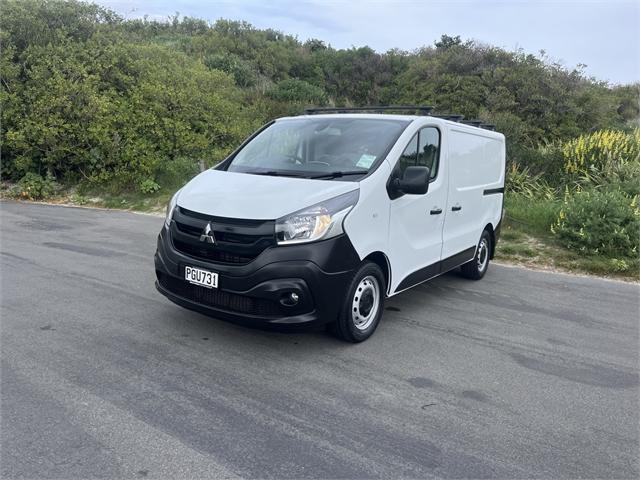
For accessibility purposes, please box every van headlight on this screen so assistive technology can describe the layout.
[164,190,180,228]
[276,190,359,245]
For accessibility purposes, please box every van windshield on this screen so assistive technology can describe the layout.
[226,118,409,179]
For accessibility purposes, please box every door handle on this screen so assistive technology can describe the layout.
[452,205,462,212]
[430,208,443,215]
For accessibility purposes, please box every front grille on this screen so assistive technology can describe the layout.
[157,272,282,316]
[173,238,253,264]
[171,207,276,265]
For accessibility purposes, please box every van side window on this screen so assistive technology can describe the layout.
[397,128,440,181]
[417,127,440,179]
[398,135,418,174]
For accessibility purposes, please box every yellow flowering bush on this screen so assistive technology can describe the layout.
[562,128,640,178]
[551,128,640,264]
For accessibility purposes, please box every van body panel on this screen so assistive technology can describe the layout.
[385,120,449,293]
[177,169,357,220]
[442,127,505,259]
[342,161,392,272]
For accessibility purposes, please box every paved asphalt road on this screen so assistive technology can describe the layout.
[1,201,638,479]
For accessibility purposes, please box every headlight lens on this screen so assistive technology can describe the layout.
[164,190,180,228]
[276,190,359,245]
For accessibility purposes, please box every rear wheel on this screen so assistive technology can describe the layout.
[331,261,385,342]
[461,230,491,280]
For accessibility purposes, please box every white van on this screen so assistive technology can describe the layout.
[155,107,505,342]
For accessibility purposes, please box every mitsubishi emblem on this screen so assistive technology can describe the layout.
[199,222,216,244]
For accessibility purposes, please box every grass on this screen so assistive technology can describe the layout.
[92,190,172,213]
[0,181,171,215]
[496,194,639,281]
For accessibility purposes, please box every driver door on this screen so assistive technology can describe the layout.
[388,127,447,292]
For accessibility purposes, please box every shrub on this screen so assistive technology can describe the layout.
[608,258,631,273]
[266,79,328,105]
[11,172,58,200]
[204,52,258,87]
[154,157,201,189]
[597,160,640,198]
[71,193,88,205]
[139,178,161,194]
[552,188,640,257]
[513,143,564,180]
[2,36,254,191]
[506,163,556,200]
[562,128,640,180]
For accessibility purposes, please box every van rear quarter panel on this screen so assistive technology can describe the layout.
[441,127,505,259]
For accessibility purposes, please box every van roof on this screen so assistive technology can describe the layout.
[298,106,497,132]
[277,113,503,136]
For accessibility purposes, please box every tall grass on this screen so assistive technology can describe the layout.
[504,194,560,237]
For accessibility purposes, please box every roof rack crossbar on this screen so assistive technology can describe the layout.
[301,106,498,132]
[304,105,434,115]
[433,114,464,122]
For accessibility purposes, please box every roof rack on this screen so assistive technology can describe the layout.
[301,106,497,131]
[433,114,464,122]
[304,105,434,115]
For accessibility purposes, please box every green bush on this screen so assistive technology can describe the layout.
[266,79,328,105]
[552,188,640,257]
[596,159,640,198]
[139,178,160,194]
[1,23,255,190]
[512,143,565,180]
[506,163,557,200]
[154,157,202,189]
[11,172,58,200]
[71,193,88,205]
[204,52,258,87]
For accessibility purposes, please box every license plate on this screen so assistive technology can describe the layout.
[185,266,218,289]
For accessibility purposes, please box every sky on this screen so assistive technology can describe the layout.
[96,0,639,85]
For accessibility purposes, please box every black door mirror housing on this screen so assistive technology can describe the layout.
[393,166,430,195]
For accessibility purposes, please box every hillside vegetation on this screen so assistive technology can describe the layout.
[1,0,638,277]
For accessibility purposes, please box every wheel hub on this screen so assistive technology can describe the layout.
[477,238,489,272]
[351,276,380,331]
[359,289,374,317]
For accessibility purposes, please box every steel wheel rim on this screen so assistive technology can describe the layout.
[352,275,380,331]
[477,238,489,272]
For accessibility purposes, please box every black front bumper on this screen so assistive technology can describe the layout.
[154,225,360,329]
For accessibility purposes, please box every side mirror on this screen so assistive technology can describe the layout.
[393,166,430,195]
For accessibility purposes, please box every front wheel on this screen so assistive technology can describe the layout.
[461,230,491,280]
[331,261,386,343]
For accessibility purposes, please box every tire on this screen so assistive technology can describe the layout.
[461,230,491,280]
[331,261,386,343]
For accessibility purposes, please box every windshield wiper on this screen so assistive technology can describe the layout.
[248,170,306,178]
[309,170,368,179]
